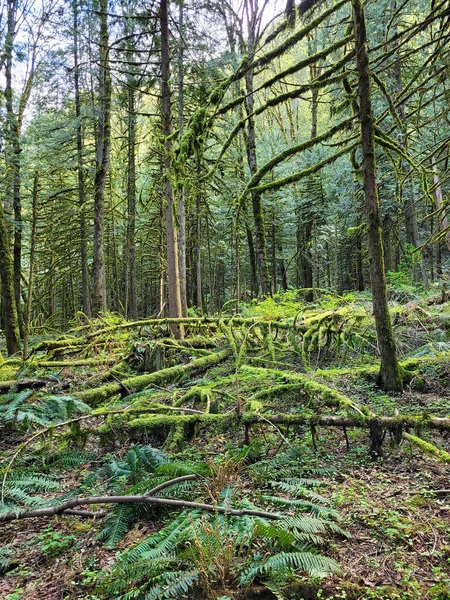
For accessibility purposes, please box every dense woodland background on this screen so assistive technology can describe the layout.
[0,0,448,334]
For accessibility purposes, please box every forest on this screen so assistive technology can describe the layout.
[1,0,450,598]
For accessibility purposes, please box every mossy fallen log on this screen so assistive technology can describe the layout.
[75,348,232,406]
[404,432,450,462]
[36,357,121,368]
[118,411,450,433]
[240,365,372,415]
[34,338,84,351]
[0,378,49,394]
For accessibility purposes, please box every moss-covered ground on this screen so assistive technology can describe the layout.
[1,290,450,599]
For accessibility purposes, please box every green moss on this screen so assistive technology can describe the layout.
[76,349,231,406]
[405,432,450,463]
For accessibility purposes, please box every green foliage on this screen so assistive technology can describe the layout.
[241,290,304,320]
[0,389,91,428]
[96,454,344,600]
[0,472,61,517]
[38,526,77,558]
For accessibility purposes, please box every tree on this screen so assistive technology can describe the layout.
[160,0,183,324]
[351,0,402,392]
[92,0,111,316]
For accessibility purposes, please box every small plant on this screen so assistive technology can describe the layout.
[38,527,77,558]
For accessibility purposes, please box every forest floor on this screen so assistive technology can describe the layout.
[1,290,450,600]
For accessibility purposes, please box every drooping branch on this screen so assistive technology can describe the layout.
[248,141,359,194]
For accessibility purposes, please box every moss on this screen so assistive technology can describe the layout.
[126,413,235,430]
[240,365,371,415]
[76,348,231,406]
[405,432,450,463]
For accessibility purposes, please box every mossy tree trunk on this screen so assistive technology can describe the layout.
[73,0,91,318]
[92,0,111,316]
[177,0,188,317]
[2,0,21,354]
[161,0,183,329]
[352,0,402,392]
[0,199,20,355]
[243,1,271,297]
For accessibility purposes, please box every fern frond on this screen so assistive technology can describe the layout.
[99,503,135,547]
[144,570,198,600]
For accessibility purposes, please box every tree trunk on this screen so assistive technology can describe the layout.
[125,84,138,318]
[352,0,402,392]
[1,0,21,354]
[23,172,39,358]
[432,156,450,251]
[73,0,92,317]
[160,0,183,328]
[244,7,271,296]
[177,0,188,316]
[391,0,428,287]
[92,0,110,316]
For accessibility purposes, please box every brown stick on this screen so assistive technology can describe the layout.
[144,474,198,497]
[0,494,281,523]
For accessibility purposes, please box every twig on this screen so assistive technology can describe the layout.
[144,474,198,497]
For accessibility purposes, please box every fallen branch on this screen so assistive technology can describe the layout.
[144,474,198,497]
[0,494,281,523]
[404,432,450,462]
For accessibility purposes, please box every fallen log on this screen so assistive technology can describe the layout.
[75,348,232,406]
[0,378,48,394]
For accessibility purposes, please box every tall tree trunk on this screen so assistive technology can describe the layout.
[2,0,21,354]
[271,210,277,294]
[177,0,188,316]
[432,156,450,251]
[244,7,271,296]
[125,84,138,318]
[92,0,110,316]
[160,0,183,328]
[352,0,402,392]
[73,0,92,317]
[391,0,428,287]
[23,172,39,358]
[194,158,203,312]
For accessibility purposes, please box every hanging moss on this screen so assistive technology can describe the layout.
[252,0,349,71]
[239,118,355,206]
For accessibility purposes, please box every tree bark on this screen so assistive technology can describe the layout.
[73,0,92,317]
[125,84,138,319]
[160,0,183,329]
[23,172,39,359]
[352,0,402,392]
[92,0,111,316]
[177,0,188,316]
[432,156,450,251]
[2,0,21,354]
[244,3,271,296]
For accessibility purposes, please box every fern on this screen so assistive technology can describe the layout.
[0,545,14,574]
[0,471,61,514]
[144,571,198,600]
[0,391,90,428]
[240,550,340,584]
[99,504,136,548]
